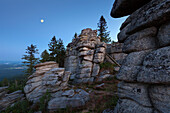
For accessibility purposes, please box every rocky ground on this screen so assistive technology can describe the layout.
[0,61,119,113]
[50,77,119,113]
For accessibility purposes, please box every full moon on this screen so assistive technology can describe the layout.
[41,19,44,23]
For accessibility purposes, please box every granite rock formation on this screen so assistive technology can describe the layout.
[65,28,107,84]
[24,61,71,103]
[0,87,24,111]
[111,0,170,113]
[24,61,90,109]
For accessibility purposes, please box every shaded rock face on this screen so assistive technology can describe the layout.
[106,42,127,65]
[24,61,71,103]
[65,28,107,84]
[24,61,90,110]
[111,0,152,18]
[110,0,170,112]
[0,87,24,111]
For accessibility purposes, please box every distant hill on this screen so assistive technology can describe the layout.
[0,61,26,81]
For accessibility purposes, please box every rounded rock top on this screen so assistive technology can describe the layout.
[35,61,57,68]
[111,0,152,18]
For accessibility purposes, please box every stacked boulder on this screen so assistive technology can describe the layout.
[24,61,71,102]
[24,61,90,110]
[111,0,170,113]
[65,28,107,84]
[0,87,24,111]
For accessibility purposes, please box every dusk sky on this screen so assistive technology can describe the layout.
[0,0,127,61]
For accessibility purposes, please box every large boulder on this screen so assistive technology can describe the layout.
[0,90,24,111]
[110,0,170,112]
[48,89,89,111]
[24,62,70,103]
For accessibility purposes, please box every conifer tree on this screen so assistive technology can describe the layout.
[55,38,66,67]
[74,33,78,38]
[22,44,39,76]
[72,33,78,41]
[97,16,111,43]
[40,50,50,63]
[48,36,57,61]
[48,36,66,67]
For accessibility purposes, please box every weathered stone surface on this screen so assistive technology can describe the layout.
[83,55,93,61]
[79,50,94,56]
[96,47,105,53]
[117,65,141,81]
[117,50,152,81]
[126,0,170,34]
[73,77,94,84]
[97,42,107,48]
[118,24,130,42]
[149,85,170,113]
[48,89,89,111]
[78,67,92,74]
[122,27,157,53]
[79,61,93,68]
[97,70,114,82]
[24,62,71,103]
[114,99,153,113]
[111,42,124,53]
[65,28,108,84]
[91,63,100,77]
[137,46,170,84]
[93,53,105,63]
[79,47,90,51]
[157,21,170,47]
[110,0,152,18]
[111,0,170,112]
[76,73,91,79]
[77,42,95,49]
[35,61,58,68]
[0,90,24,111]
[118,82,152,106]
[111,53,127,62]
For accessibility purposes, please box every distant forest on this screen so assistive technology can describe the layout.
[0,61,25,81]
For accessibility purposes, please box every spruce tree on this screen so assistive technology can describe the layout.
[22,44,39,76]
[40,50,50,63]
[48,36,57,61]
[55,38,66,67]
[74,33,78,38]
[48,36,66,67]
[97,16,111,43]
